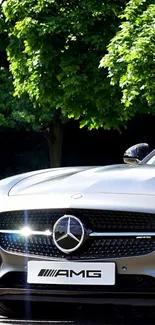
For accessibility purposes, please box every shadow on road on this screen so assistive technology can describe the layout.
[1,304,155,325]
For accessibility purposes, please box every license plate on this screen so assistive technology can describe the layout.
[27,261,115,285]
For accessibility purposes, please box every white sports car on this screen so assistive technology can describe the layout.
[0,142,155,317]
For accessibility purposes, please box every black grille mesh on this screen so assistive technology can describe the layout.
[0,209,155,258]
[1,235,155,258]
[0,209,154,231]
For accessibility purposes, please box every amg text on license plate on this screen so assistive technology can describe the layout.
[27,261,115,285]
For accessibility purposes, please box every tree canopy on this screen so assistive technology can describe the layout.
[2,0,128,131]
[100,0,155,114]
[0,4,36,131]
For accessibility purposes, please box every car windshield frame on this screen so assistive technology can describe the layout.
[140,149,155,165]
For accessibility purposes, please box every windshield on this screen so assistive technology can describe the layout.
[146,156,155,165]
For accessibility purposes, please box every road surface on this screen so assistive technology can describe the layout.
[0,305,155,325]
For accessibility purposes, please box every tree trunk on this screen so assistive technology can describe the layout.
[45,122,63,168]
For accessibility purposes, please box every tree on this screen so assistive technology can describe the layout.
[100,0,155,116]
[0,4,37,132]
[1,0,128,167]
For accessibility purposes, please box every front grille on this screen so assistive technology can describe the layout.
[0,272,155,294]
[0,209,154,232]
[0,209,155,259]
[1,235,155,258]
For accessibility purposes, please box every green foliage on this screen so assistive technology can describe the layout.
[100,0,155,114]
[0,66,37,129]
[0,4,36,131]
[1,0,128,131]
[0,67,14,127]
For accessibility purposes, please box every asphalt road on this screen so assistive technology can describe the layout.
[1,305,155,325]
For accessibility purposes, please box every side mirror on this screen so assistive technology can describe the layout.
[123,143,149,165]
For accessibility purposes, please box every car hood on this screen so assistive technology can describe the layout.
[3,164,155,197]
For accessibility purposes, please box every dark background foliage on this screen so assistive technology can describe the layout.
[0,113,154,179]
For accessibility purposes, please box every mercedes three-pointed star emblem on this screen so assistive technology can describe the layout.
[53,215,85,254]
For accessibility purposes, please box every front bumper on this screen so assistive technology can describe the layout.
[2,288,155,306]
[1,248,155,305]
